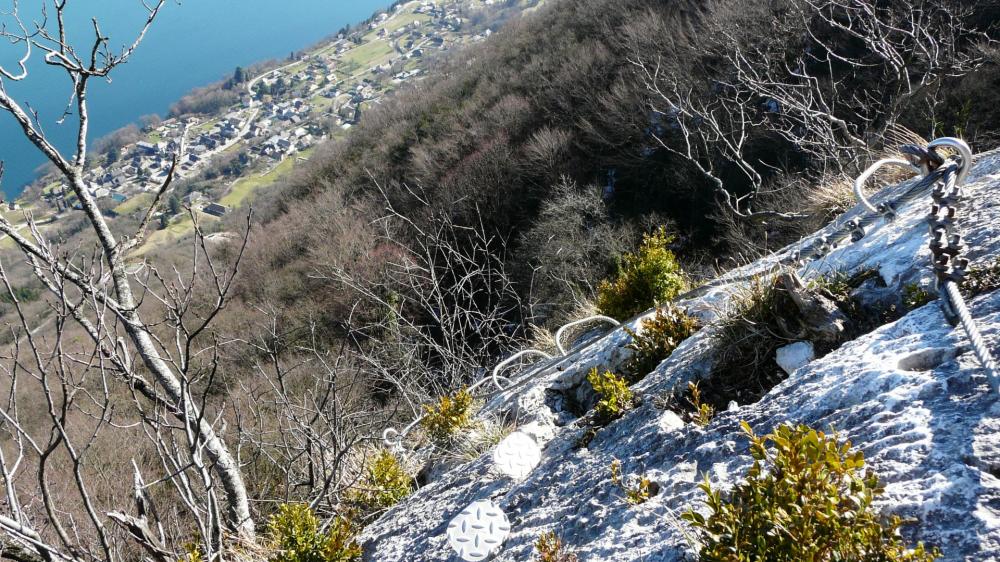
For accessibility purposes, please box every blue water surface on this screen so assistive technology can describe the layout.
[0,0,390,198]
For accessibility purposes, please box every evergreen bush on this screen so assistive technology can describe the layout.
[683,422,941,562]
[587,368,633,423]
[596,227,686,320]
[535,531,579,562]
[356,449,413,511]
[421,387,475,444]
[624,304,698,381]
[266,503,361,562]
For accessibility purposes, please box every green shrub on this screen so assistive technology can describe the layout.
[535,531,578,562]
[596,227,686,320]
[266,503,361,562]
[964,258,1000,297]
[179,542,204,562]
[683,422,941,562]
[624,304,699,381]
[356,449,413,511]
[902,283,935,310]
[610,459,657,505]
[587,368,634,423]
[421,387,475,443]
[0,285,41,304]
[685,381,714,427]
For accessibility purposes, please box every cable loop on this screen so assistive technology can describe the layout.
[554,315,621,355]
[927,137,972,186]
[491,349,552,391]
[853,157,921,213]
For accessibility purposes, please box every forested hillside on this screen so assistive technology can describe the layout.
[0,0,999,561]
[226,0,1000,392]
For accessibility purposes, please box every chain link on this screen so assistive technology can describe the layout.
[920,138,999,393]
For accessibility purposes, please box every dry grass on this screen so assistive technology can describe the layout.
[705,275,798,407]
[527,298,602,354]
[715,125,937,261]
[433,414,515,463]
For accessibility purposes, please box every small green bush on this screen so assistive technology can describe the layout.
[902,283,935,310]
[535,531,578,562]
[610,458,657,505]
[683,422,941,562]
[356,449,413,511]
[587,368,634,423]
[421,387,475,443]
[179,542,204,562]
[267,503,361,562]
[964,258,1000,297]
[624,304,699,381]
[0,285,41,304]
[685,381,714,427]
[596,227,686,320]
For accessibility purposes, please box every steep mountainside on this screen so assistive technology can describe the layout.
[357,149,1000,561]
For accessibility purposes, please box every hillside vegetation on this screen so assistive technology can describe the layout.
[225,0,1000,392]
[1,0,999,560]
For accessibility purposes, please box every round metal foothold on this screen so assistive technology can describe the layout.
[446,500,511,561]
[492,431,541,479]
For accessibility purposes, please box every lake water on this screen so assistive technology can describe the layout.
[0,0,391,198]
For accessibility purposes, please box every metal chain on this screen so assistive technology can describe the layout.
[922,138,1000,393]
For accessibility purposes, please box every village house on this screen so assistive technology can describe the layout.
[184,191,205,205]
[202,203,228,217]
[338,104,361,125]
[136,141,158,156]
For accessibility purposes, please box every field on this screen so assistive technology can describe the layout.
[138,211,218,255]
[41,181,61,195]
[309,94,336,113]
[194,118,219,134]
[113,192,154,216]
[221,148,314,208]
[386,12,432,29]
[340,40,395,69]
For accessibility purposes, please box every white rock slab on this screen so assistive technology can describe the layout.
[358,152,1000,561]
[776,341,815,375]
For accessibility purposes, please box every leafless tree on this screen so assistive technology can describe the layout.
[0,209,254,562]
[626,0,988,220]
[320,180,529,421]
[0,1,257,559]
[233,321,383,517]
[627,54,798,220]
[726,0,987,169]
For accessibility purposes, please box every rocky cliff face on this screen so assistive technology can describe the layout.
[358,149,1000,561]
